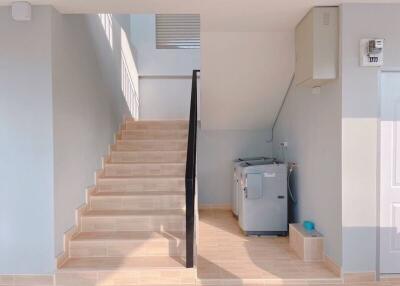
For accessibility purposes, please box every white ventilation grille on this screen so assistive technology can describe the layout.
[156,14,200,49]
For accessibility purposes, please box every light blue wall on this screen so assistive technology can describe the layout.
[0,8,133,273]
[273,3,400,273]
[198,129,273,205]
[130,14,200,120]
[0,6,55,274]
[52,13,131,257]
[272,79,342,267]
[341,3,400,273]
[131,14,200,76]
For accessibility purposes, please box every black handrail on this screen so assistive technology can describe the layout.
[185,69,199,268]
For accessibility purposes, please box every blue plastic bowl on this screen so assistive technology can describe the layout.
[303,221,315,231]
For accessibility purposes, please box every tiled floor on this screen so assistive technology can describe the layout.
[197,209,341,284]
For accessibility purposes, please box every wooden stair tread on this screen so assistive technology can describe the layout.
[125,119,188,123]
[83,209,185,217]
[98,175,185,180]
[92,191,184,197]
[112,140,187,151]
[116,139,187,142]
[116,139,187,143]
[124,120,188,130]
[122,129,188,133]
[105,162,185,166]
[72,231,185,241]
[111,150,186,153]
[59,256,186,271]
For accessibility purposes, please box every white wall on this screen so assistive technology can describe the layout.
[0,6,55,274]
[52,13,131,256]
[200,31,294,130]
[131,14,200,120]
[340,3,400,273]
[273,80,342,266]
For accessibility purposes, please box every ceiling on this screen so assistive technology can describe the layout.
[1,0,400,31]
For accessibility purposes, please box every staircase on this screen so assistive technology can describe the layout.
[56,119,196,286]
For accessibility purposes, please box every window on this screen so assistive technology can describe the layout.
[156,14,200,49]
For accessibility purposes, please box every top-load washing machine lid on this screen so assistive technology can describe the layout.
[240,162,287,175]
[233,156,271,163]
[237,159,276,169]
[234,157,275,175]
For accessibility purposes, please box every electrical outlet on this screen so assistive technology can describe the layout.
[280,142,288,148]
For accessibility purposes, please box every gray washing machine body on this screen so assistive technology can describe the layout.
[232,157,274,217]
[238,163,288,236]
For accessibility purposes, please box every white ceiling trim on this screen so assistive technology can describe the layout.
[1,0,400,31]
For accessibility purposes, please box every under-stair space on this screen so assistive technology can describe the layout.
[56,119,196,286]
[197,210,342,285]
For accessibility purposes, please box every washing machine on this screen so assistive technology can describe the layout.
[238,162,288,236]
[232,157,274,217]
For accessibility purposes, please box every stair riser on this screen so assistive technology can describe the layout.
[124,121,188,130]
[104,164,185,177]
[112,141,187,152]
[120,130,188,140]
[96,178,185,193]
[90,196,185,210]
[110,151,186,163]
[70,240,185,258]
[81,216,185,232]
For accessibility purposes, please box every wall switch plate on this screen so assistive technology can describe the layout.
[12,1,31,21]
[360,38,384,67]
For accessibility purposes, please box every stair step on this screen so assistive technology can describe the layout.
[81,209,185,232]
[83,209,185,217]
[56,264,195,286]
[120,130,188,140]
[110,150,186,163]
[125,120,188,130]
[59,256,186,271]
[69,231,185,258]
[90,191,185,210]
[103,163,185,177]
[96,176,185,193]
[73,230,185,241]
[112,140,187,151]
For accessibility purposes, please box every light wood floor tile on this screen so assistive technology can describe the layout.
[0,276,14,285]
[13,275,54,286]
[197,210,341,284]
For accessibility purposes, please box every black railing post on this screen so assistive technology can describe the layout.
[185,69,199,268]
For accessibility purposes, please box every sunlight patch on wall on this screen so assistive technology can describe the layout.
[98,14,113,50]
[121,27,139,119]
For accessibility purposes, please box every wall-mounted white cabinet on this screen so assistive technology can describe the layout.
[295,7,338,87]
